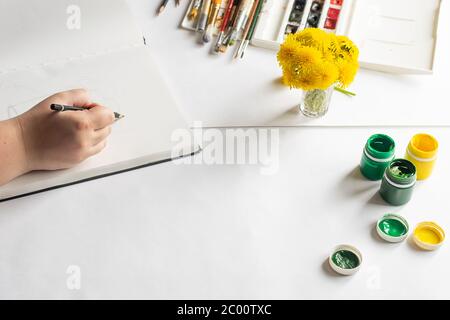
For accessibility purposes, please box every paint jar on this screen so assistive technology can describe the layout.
[376,213,409,243]
[413,222,445,251]
[329,244,362,276]
[379,159,416,206]
[360,134,395,181]
[405,133,438,180]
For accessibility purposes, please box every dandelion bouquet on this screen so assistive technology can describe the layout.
[277,28,359,117]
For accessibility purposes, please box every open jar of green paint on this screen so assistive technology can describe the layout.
[329,245,362,276]
[360,134,396,181]
[379,159,416,206]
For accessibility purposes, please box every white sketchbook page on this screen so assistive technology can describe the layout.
[0,46,192,199]
[0,0,143,73]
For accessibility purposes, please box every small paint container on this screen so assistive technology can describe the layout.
[360,134,396,181]
[379,159,416,206]
[329,245,362,276]
[405,133,438,181]
[376,214,409,243]
[306,0,325,28]
[413,222,445,251]
[324,18,337,30]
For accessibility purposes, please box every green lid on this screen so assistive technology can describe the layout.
[329,245,362,276]
[376,214,409,243]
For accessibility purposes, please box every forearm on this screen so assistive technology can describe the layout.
[0,118,29,186]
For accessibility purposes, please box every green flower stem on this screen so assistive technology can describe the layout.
[334,87,356,97]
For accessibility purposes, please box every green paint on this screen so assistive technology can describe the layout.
[332,250,360,269]
[380,159,416,206]
[379,219,407,237]
[360,134,395,181]
[390,163,414,179]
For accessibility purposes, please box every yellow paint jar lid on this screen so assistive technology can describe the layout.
[407,133,439,160]
[413,222,445,251]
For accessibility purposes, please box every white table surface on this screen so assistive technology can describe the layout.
[1,0,450,299]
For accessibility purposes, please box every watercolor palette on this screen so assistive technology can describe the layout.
[251,0,442,74]
[252,0,344,49]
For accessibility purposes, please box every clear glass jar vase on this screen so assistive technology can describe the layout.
[299,86,334,118]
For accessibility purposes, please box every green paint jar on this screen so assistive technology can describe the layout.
[360,134,396,181]
[379,159,416,206]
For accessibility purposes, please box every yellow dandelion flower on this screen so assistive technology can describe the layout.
[277,35,299,68]
[278,35,321,69]
[324,33,341,61]
[277,29,359,91]
[336,61,359,88]
[315,61,340,90]
[337,35,359,63]
[294,28,329,51]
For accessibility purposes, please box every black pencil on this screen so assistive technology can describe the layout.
[50,104,124,120]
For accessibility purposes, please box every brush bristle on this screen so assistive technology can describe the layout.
[219,45,227,53]
[202,33,211,43]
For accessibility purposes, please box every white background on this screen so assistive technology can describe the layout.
[0,0,450,299]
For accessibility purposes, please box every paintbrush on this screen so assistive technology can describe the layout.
[218,0,241,52]
[188,0,203,20]
[203,0,223,43]
[235,0,265,59]
[214,0,235,53]
[234,0,259,58]
[228,0,254,46]
[197,0,212,33]
[157,0,170,15]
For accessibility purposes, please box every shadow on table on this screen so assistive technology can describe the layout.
[268,105,316,126]
[370,223,387,244]
[321,258,340,278]
[406,235,439,254]
[367,191,392,208]
[337,166,379,198]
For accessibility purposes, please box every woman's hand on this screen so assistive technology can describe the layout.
[0,89,115,185]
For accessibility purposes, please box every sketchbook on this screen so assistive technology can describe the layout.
[0,0,197,201]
